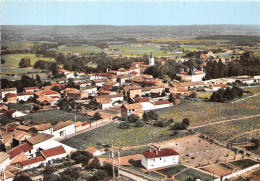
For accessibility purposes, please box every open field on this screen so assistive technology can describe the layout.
[2,53,54,67]
[61,123,189,150]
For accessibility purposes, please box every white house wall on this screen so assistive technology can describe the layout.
[142,155,179,170]
[52,124,75,139]
[0,158,11,171]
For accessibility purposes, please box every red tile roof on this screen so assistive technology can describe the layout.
[25,87,39,90]
[142,148,179,159]
[136,97,150,103]
[41,146,66,158]
[213,84,227,88]
[17,92,34,96]
[153,100,170,105]
[8,143,33,159]
[20,156,45,166]
[5,93,17,98]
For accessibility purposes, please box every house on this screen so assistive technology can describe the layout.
[85,147,102,157]
[1,130,32,151]
[4,93,17,103]
[33,123,53,135]
[212,84,227,91]
[40,145,67,162]
[152,100,171,109]
[123,86,142,99]
[3,110,27,118]
[18,156,46,170]
[177,69,206,82]
[1,88,17,99]
[81,86,97,94]
[52,121,75,139]
[25,87,39,93]
[121,103,143,117]
[0,152,11,171]
[35,90,60,99]
[141,147,179,170]
[78,80,92,88]
[17,92,34,102]
[25,133,54,158]
[96,97,113,109]
[8,143,33,160]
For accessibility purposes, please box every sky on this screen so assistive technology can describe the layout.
[2,0,260,25]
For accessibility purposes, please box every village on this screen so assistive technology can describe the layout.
[1,40,260,181]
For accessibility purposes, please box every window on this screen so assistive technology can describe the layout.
[160,158,161,160]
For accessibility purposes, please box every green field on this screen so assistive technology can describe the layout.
[2,53,54,67]
[61,123,189,150]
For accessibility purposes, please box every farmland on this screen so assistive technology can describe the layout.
[157,93,260,127]
[21,109,92,125]
[194,117,260,142]
[61,123,189,150]
[1,53,54,75]
[2,53,54,67]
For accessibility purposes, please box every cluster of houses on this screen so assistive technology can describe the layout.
[0,120,78,180]
[1,51,260,180]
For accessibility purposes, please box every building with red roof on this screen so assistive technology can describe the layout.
[40,145,66,162]
[141,147,179,170]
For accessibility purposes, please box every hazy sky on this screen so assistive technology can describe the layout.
[2,0,260,25]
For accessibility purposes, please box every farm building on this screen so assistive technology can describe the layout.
[141,147,179,170]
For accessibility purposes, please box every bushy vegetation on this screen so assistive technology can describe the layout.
[210,86,244,102]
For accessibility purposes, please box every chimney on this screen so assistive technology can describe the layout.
[150,148,152,152]
[159,146,161,151]
[155,149,158,155]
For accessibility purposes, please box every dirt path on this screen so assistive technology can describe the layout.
[232,93,260,103]
[228,129,260,141]
[189,114,260,130]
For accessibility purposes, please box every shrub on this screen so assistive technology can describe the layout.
[134,120,144,127]
[118,121,131,129]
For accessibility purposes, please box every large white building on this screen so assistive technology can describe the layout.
[177,69,205,82]
[141,147,179,170]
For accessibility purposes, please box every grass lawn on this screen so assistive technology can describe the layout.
[174,167,215,181]
[61,123,189,150]
[22,109,92,125]
[157,165,187,176]
[2,53,54,67]
[229,159,258,169]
